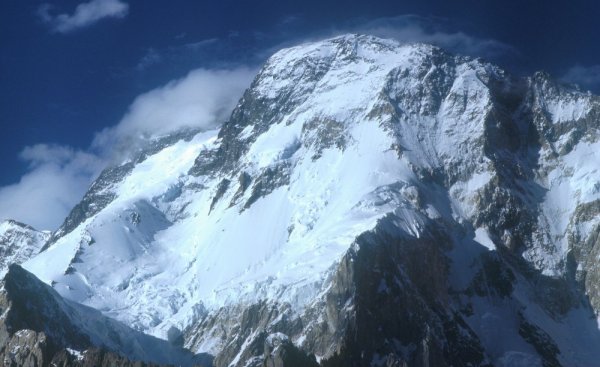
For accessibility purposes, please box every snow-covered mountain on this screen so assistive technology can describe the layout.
[1,34,600,366]
[0,220,49,277]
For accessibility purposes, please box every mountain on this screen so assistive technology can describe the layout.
[2,34,600,366]
[0,220,49,277]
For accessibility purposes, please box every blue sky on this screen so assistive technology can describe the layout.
[1,0,600,229]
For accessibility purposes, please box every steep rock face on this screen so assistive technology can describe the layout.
[1,329,51,367]
[7,34,600,366]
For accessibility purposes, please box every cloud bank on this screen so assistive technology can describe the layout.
[0,145,103,230]
[38,0,129,33]
[0,67,255,230]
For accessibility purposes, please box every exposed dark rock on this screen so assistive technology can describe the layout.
[469,253,516,298]
[0,265,210,367]
[316,215,487,367]
[244,164,291,209]
[301,117,349,160]
[229,172,252,207]
[517,315,561,367]
[209,179,231,213]
[1,329,52,367]
[49,347,182,366]
[263,334,319,367]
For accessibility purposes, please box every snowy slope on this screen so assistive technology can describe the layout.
[15,34,600,366]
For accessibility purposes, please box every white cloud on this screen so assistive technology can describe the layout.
[561,64,600,91]
[38,0,129,34]
[0,67,254,230]
[92,67,256,156]
[0,145,104,230]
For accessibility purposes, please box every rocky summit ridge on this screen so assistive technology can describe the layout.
[1,34,600,366]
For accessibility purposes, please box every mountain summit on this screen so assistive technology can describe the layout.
[1,34,600,366]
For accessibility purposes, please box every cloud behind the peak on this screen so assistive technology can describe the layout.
[0,145,104,230]
[93,67,256,155]
[38,0,129,34]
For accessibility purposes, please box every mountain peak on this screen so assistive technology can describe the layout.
[0,219,49,277]
[1,219,37,232]
[272,33,444,61]
[9,36,600,366]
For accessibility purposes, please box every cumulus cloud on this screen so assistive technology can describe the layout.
[92,67,256,156]
[0,145,104,230]
[38,0,129,34]
[0,67,254,230]
[561,64,600,91]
